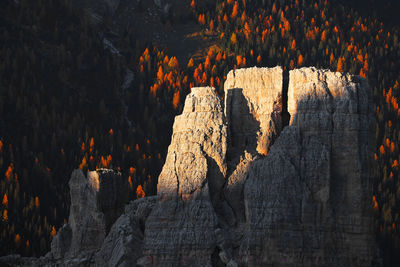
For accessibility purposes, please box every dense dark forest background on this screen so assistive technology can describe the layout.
[1,0,400,265]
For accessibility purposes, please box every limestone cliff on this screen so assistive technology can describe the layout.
[144,87,228,266]
[141,67,376,266]
[240,68,375,266]
[224,66,282,157]
[0,67,377,267]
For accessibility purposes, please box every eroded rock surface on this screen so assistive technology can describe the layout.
[239,67,375,266]
[95,196,158,267]
[0,67,377,267]
[144,87,228,266]
[148,67,374,266]
[157,86,227,197]
[51,169,129,263]
[223,67,283,226]
[224,66,283,157]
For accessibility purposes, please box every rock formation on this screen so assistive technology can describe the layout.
[144,87,228,266]
[141,67,375,266]
[95,196,158,267]
[239,68,375,266]
[51,169,129,263]
[156,86,227,197]
[224,66,283,224]
[0,67,377,267]
[224,66,282,157]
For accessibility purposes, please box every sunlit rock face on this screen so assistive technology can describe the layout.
[144,87,228,266]
[143,67,376,266]
[224,66,283,157]
[223,66,283,225]
[240,67,375,266]
[156,87,227,198]
[0,67,377,267]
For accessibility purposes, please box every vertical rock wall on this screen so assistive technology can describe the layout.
[224,66,283,157]
[144,87,228,266]
[2,67,377,267]
[224,67,283,224]
[240,67,375,266]
[144,67,375,266]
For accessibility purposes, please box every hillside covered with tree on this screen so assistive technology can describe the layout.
[1,0,400,265]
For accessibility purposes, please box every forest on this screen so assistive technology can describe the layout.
[0,0,400,265]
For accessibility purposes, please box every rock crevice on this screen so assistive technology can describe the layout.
[145,67,375,266]
[0,67,377,267]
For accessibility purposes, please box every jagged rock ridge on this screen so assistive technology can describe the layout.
[0,67,377,267]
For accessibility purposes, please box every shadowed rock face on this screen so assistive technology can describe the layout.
[224,67,283,224]
[224,66,283,158]
[240,68,375,266]
[142,67,375,266]
[51,169,129,261]
[0,67,377,267]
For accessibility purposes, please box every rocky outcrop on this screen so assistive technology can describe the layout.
[144,87,228,266]
[224,66,283,157]
[0,67,377,267]
[223,67,283,224]
[51,169,129,261]
[144,67,375,266]
[238,68,375,266]
[157,87,227,197]
[0,169,131,266]
[95,196,158,267]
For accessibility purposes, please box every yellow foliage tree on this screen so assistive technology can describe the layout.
[79,157,87,170]
[379,145,385,155]
[244,22,250,40]
[230,33,237,45]
[5,165,12,181]
[89,137,95,153]
[157,66,164,82]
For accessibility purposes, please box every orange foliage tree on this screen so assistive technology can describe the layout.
[35,196,40,208]
[298,54,304,66]
[336,56,345,72]
[172,91,180,109]
[231,1,239,19]
[51,226,57,237]
[136,185,145,198]
[2,194,8,207]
